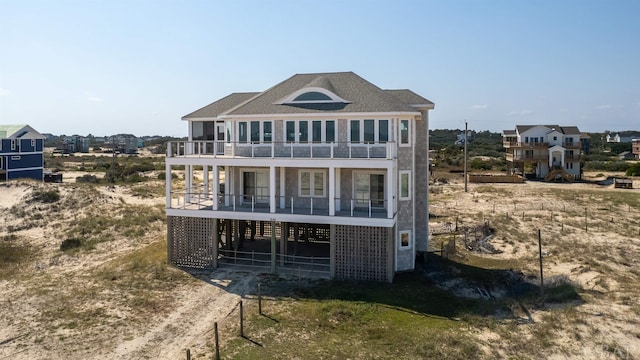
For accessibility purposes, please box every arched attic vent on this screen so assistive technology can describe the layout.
[274,76,351,105]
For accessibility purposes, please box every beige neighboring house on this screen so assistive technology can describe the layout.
[164,72,434,282]
[502,125,582,181]
[632,139,640,159]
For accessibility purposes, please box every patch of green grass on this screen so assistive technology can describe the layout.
[223,273,498,359]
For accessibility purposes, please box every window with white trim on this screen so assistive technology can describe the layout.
[11,139,16,151]
[349,119,389,144]
[399,170,411,200]
[399,230,411,249]
[299,170,325,197]
[11,155,21,160]
[285,120,335,144]
[31,139,36,148]
[238,121,272,144]
[399,119,410,146]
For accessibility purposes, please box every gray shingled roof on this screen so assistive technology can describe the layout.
[512,125,581,135]
[183,92,259,119]
[184,72,433,119]
[384,89,434,107]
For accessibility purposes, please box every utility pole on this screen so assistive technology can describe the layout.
[464,121,468,193]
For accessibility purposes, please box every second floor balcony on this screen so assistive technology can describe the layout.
[167,141,397,160]
[168,192,393,220]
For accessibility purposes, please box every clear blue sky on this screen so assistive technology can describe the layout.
[1,0,639,137]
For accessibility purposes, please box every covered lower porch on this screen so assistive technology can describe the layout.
[167,216,395,282]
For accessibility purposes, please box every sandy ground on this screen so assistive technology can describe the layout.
[1,171,639,359]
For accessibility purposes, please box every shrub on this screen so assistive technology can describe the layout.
[60,238,83,251]
[76,174,100,183]
[31,189,60,203]
[625,163,640,176]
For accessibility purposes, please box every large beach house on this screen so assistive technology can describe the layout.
[165,72,434,282]
[502,125,582,181]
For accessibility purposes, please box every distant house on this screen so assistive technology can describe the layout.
[502,125,582,181]
[0,125,45,181]
[618,151,636,160]
[632,139,640,159]
[61,135,91,153]
[606,133,620,143]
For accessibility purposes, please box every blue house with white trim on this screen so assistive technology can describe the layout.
[0,125,45,181]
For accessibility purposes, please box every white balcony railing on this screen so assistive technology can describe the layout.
[166,141,396,160]
[169,192,393,219]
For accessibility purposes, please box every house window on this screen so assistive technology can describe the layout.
[364,119,375,143]
[286,121,295,142]
[242,170,269,204]
[379,120,388,143]
[553,136,557,141]
[285,120,334,143]
[11,139,16,151]
[299,121,308,143]
[400,171,411,200]
[326,121,335,143]
[354,172,385,208]
[293,91,333,102]
[238,122,248,143]
[251,121,260,143]
[400,120,410,146]
[350,119,390,144]
[350,120,360,143]
[31,139,36,148]
[299,170,325,197]
[239,121,272,144]
[264,122,272,143]
[11,156,21,160]
[399,230,411,249]
[312,121,322,143]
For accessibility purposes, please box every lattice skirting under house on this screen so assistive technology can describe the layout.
[167,216,216,269]
[334,225,393,282]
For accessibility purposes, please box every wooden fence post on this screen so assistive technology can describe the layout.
[239,300,244,337]
[538,229,545,308]
[186,349,191,360]
[258,283,262,315]
[214,322,220,360]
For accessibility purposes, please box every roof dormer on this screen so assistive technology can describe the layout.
[275,86,351,105]
[274,76,351,105]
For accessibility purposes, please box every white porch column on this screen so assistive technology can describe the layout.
[329,166,335,216]
[270,165,276,213]
[335,168,341,211]
[165,162,171,208]
[224,166,231,206]
[548,151,553,168]
[561,151,565,168]
[203,165,209,197]
[213,165,219,211]
[387,166,394,219]
[280,166,286,209]
[185,165,193,203]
